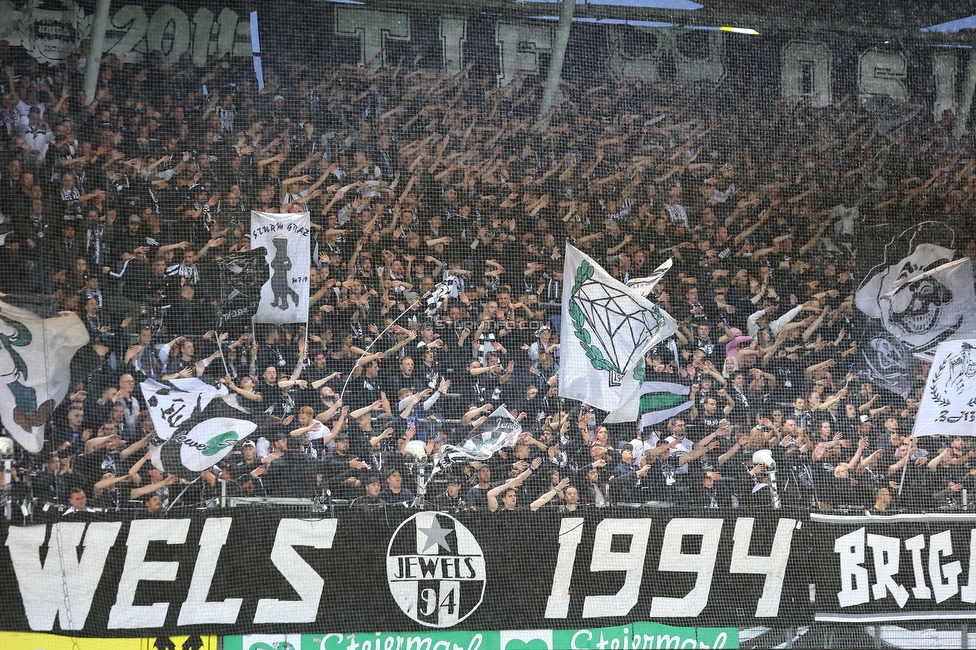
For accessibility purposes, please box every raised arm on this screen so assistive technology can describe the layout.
[131,474,180,500]
[530,477,570,511]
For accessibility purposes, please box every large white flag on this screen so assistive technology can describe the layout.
[250,211,311,323]
[0,300,88,452]
[559,244,676,416]
[913,339,976,438]
[854,222,976,397]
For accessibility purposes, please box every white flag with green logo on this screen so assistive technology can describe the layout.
[559,244,676,417]
[0,300,88,452]
[153,396,257,479]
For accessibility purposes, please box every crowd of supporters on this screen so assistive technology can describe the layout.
[0,38,970,518]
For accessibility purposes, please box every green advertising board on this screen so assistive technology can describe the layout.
[224,622,738,650]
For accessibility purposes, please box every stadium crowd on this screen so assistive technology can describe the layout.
[0,39,970,518]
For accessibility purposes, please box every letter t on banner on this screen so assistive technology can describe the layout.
[251,11,264,90]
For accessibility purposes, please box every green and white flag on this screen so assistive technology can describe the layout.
[152,395,257,479]
[0,300,88,452]
[560,244,676,418]
[639,380,695,428]
[603,365,696,425]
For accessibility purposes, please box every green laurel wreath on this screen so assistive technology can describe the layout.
[633,359,645,382]
[570,260,620,374]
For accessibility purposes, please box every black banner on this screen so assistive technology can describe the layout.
[0,508,809,637]
[215,247,270,332]
[812,512,976,623]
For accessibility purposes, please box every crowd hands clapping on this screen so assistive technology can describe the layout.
[0,41,969,518]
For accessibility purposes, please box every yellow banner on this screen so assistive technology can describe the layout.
[0,633,217,650]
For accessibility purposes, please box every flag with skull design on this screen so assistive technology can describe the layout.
[854,221,976,397]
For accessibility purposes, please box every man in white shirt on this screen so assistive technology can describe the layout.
[62,488,103,516]
[18,106,54,166]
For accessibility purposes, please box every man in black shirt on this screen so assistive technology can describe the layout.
[254,365,287,419]
[31,453,82,512]
[228,440,265,495]
[387,355,424,396]
[465,464,493,511]
[351,473,388,508]
[432,474,467,513]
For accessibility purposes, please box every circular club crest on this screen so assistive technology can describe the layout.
[386,511,486,628]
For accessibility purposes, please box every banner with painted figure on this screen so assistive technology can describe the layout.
[250,212,311,325]
[0,300,88,452]
[560,244,677,421]
[854,222,976,397]
[911,339,976,437]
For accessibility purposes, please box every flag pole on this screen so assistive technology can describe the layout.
[339,294,423,401]
[897,437,913,497]
[163,475,200,514]
[214,332,232,379]
[249,320,257,378]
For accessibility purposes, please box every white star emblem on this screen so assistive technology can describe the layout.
[417,516,453,553]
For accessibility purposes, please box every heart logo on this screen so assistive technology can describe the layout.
[503,639,551,650]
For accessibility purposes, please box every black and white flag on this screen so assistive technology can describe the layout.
[854,222,976,396]
[142,378,241,441]
[152,393,257,479]
[439,405,522,463]
[216,247,270,329]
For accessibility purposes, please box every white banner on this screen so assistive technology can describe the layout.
[854,222,976,397]
[0,301,88,452]
[250,211,311,324]
[913,339,976,437]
